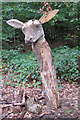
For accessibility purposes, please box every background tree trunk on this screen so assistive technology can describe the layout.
[32,38,60,110]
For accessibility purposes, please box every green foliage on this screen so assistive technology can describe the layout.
[2,2,41,49]
[52,46,80,82]
[2,49,41,87]
[66,110,72,114]
[2,2,80,49]
[2,46,80,87]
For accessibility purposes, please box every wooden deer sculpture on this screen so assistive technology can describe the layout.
[7,10,60,110]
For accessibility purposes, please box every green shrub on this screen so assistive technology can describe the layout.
[52,46,80,82]
[2,49,41,87]
[2,45,80,87]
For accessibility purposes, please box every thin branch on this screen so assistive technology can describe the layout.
[22,90,25,103]
[1,110,13,120]
[19,107,27,118]
[32,113,45,118]
[0,104,12,108]
[25,70,34,79]
[0,102,25,108]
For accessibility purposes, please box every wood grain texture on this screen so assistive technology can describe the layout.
[32,36,60,110]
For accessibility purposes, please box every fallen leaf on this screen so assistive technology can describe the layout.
[66,110,72,114]
[70,114,74,116]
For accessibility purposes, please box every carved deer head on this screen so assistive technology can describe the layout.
[7,10,59,44]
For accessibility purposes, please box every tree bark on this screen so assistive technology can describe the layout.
[32,36,60,110]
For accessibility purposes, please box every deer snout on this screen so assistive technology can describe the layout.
[25,36,33,44]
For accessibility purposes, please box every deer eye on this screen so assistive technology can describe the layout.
[36,24,40,28]
[22,27,26,32]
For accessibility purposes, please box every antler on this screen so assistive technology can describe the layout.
[39,9,59,24]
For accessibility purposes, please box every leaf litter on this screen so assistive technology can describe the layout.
[0,80,79,119]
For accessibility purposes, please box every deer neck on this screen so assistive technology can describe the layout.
[37,35,45,45]
[32,35,45,47]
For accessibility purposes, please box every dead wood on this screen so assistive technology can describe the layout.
[32,113,45,118]
[0,104,13,108]
[19,107,27,118]
[32,38,60,110]
[1,110,13,120]
[22,90,26,103]
[0,102,25,109]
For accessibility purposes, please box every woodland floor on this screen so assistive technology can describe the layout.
[0,75,80,120]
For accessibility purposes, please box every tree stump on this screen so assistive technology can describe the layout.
[32,36,60,110]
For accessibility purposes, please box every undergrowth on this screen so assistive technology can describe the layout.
[1,46,80,87]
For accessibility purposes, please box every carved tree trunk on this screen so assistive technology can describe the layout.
[32,37,60,110]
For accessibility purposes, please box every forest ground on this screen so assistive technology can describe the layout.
[1,74,79,119]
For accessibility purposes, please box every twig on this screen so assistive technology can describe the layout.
[13,103,24,106]
[22,90,25,103]
[34,96,44,102]
[38,113,45,118]
[25,70,34,79]
[1,112,9,120]
[32,113,45,118]
[0,102,12,104]
[0,102,25,108]
[1,110,13,120]
[37,96,45,100]
[25,68,39,79]
[19,107,27,118]
[0,104,12,108]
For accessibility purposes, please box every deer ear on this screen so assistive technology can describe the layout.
[39,9,59,24]
[6,19,24,28]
